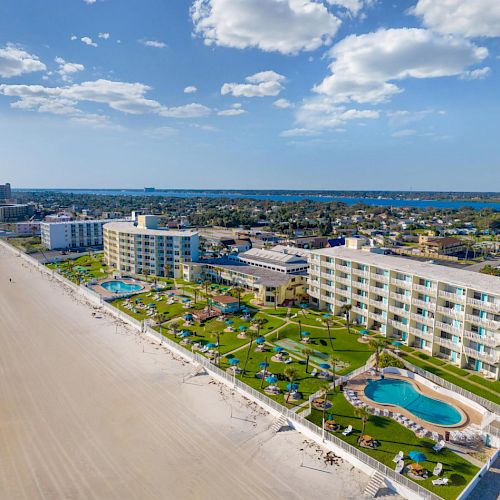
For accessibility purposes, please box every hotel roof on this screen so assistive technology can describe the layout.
[312,247,500,296]
[239,247,308,266]
[103,221,198,237]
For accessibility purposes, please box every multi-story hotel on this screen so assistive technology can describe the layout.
[308,238,500,380]
[103,215,199,279]
[0,203,34,222]
[41,218,130,250]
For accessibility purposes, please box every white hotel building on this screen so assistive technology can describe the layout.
[308,239,500,380]
[41,218,130,250]
[103,215,199,279]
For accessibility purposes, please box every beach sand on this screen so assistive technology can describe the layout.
[0,245,399,500]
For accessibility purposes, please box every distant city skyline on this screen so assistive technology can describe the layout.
[1,0,499,190]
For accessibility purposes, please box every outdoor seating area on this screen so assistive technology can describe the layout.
[358,434,378,449]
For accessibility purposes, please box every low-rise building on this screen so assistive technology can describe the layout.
[308,239,500,380]
[418,235,466,256]
[15,222,41,236]
[41,218,129,250]
[0,203,34,222]
[103,215,199,279]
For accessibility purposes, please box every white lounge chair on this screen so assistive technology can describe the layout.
[374,408,381,416]
[311,368,318,377]
[392,451,404,463]
[432,478,449,486]
[395,460,404,474]
[284,357,293,364]
[431,432,440,442]
[433,463,443,476]
[342,425,353,436]
[433,440,446,452]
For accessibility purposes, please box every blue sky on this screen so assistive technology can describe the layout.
[0,0,499,191]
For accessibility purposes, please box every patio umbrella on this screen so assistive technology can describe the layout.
[135,297,142,301]
[408,451,427,463]
[148,302,156,306]
[206,343,217,349]
[320,363,331,370]
[300,303,308,309]
[225,319,234,325]
[391,341,402,346]
[301,331,311,338]
[360,329,369,335]
[258,362,269,369]
[183,298,190,303]
[241,308,250,314]
[229,358,240,366]
[184,314,193,320]
[273,346,283,353]
[239,325,247,331]
[265,375,278,384]
[323,313,330,318]
[256,336,265,345]
[286,383,299,392]
[179,331,192,338]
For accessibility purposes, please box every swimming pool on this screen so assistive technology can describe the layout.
[364,379,463,426]
[101,281,142,293]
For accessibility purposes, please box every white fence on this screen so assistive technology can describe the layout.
[3,239,491,500]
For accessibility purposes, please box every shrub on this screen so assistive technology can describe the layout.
[378,353,405,369]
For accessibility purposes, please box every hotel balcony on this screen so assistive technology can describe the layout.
[390,291,408,302]
[371,287,389,297]
[336,264,350,273]
[467,297,500,313]
[353,281,369,290]
[413,298,436,309]
[389,305,410,316]
[371,312,387,323]
[352,268,370,278]
[309,289,320,299]
[371,273,389,283]
[335,299,347,307]
[336,288,350,297]
[435,321,462,334]
[351,306,368,316]
[389,319,409,330]
[336,276,351,286]
[410,313,434,325]
[439,290,466,301]
[466,314,500,330]
[321,294,333,303]
[437,306,464,319]
[321,284,336,293]
[463,346,500,364]
[393,278,412,288]
[409,328,434,340]
[434,337,461,350]
[463,330,499,348]
[352,293,367,302]
[413,284,438,295]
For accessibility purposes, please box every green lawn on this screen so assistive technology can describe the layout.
[47,254,110,283]
[307,392,479,500]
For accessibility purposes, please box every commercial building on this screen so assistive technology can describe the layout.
[0,203,34,222]
[0,183,12,202]
[308,238,500,380]
[103,215,199,279]
[181,245,309,307]
[418,235,466,256]
[41,218,129,250]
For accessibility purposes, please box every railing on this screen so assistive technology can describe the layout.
[463,346,500,364]
[411,313,434,325]
[336,264,350,273]
[467,297,500,313]
[390,292,408,301]
[412,298,436,309]
[393,278,411,288]
[414,284,437,294]
[434,337,461,350]
[466,314,500,331]
[371,287,389,297]
[439,290,466,301]
[351,268,369,278]
[463,330,499,347]
[370,273,389,283]
[408,328,434,340]
[353,281,369,290]
[370,313,387,323]
[389,305,409,316]
[435,321,462,334]
[437,306,464,319]
[336,276,351,286]
[390,350,500,415]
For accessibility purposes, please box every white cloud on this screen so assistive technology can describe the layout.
[386,109,437,127]
[314,28,488,105]
[55,57,84,82]
[158,103,211,118]
[146,126,178,138]
[392,129,417,138]
[412,0,500,38]
[70,35,78,41]
[218,107,246,116]
[221,70,285,97]
[460,67,491,80]
[83,0,97,4]
[280,128,319,137]
[81,36,98,47]
[295,95,379,129]
[140,40,167,49]
[98,32,110,40]
[273,98,292,109]
[184,85,198,94]
[191,0,341,55]
[0,44,46,78]
[0,79,212,122]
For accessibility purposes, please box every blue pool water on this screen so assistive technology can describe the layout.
[101,281,142,293]
[364,379,462,426]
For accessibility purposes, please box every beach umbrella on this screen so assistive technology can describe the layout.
[391,341,402,346]
[273,346,283,353]
[206,343,217,349]
[360,329,369,335]
[408,451,427,463]
[225,319,234,325]
[258,361,269,369]
[239,325,247,331]
[320,363,331,370]
[229,358,240,366]
[135,297,142,301]
[179,331,192,338]
[301,331,311,338]
[328,413,334,421]
[265,375,278,384]
[183,298,190,303]
[241,308,249,313]
[323,313,330,318]
[148,302,156,306]
[184,314,193,320]
[286,383,299,392]
[256,336,265,345]
[300,303,308,309]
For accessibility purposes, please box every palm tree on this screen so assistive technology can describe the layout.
[204,280,212,312]
[323,318,334,351]
[368,338,388,372]
[303,348,314,374]
[163,264,172,278]
[329,355,340,392]
[193,289,198,304]
[340,303,352,334]
[212,331,222,367]
[252,317,266,336]
[233,285,244,311]
[171,320,182,338]
[320,382,331,428]
[155,312,165,333]
[354,406,370,435]
[284,367,298,404]
[242,331,259,375]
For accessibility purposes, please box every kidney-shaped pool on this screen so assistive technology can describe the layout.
[364,378,463,426]
[101,280,143,294]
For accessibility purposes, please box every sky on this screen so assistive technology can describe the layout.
[0,0,499,191]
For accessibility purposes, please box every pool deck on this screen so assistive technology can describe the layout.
[346,373,483,435]
[90,278,151,299]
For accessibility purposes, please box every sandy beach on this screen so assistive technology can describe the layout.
[0,244,389,500]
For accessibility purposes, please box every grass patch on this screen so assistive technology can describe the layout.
[469,375,500,394]
[47,253,110,283]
